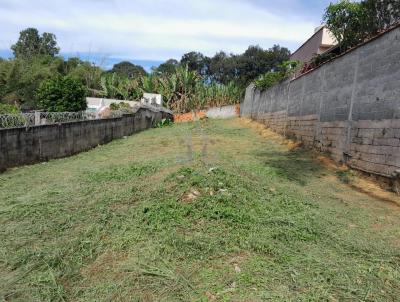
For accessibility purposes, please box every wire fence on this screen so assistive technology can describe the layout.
[0,110,126,129]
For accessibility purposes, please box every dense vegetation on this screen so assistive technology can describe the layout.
[254,60,299,91]
[36,76,87,112]
[0,28,290,113]
[158,45,291,88]
[99,65,242,113]
[324,0,400,52]
[0,29,103,112]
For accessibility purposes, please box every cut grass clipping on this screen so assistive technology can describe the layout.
[0,118,399,301]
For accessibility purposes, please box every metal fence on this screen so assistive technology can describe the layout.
[0,110,126,129]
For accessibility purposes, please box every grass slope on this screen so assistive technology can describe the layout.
[0,119,399,301]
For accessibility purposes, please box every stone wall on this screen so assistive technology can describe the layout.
[0,105,172,171]
[241,25,400,179]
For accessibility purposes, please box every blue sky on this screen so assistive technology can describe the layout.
[0,0,332,69]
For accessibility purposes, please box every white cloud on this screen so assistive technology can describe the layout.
[0,0,319,60]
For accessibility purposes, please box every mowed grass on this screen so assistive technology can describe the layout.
[0,118,399,301]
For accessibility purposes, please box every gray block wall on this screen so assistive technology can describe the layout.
[0,106,172,171]
[206,105,238,119]
[241,25,400,179]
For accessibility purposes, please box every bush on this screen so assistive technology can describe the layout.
[311,52,337,67]
[36,76,87,112]
[109,102,131,111]
[109,102,119,110]
[0,103,20,114]
[254,72,284,90]
[156,118,173,128]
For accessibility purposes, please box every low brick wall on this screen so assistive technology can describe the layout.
[174,111,207,123]
[206,105,239,119]
[0,106,172,171]
[241,25,400,182]
[174,105,240,123]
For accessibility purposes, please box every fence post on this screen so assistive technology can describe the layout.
[34,111,41,126]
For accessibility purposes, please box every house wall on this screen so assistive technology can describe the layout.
[321,27,337,48]
[291,27,337,62]
[290,29,324,62]
[86,97,139,111]
[0,106,172,171]
[242,26,400,179]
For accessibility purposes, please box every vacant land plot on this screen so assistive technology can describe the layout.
[1,119,399,301]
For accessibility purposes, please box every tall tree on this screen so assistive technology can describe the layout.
[110,61,147,78]
[39,32,60,57]
[362,0,400,31]
[11,28,60,59]
[324,0,400,52]
[236,45,290,87]
[323,0,365,51]
[155,59,179,75]
[207,51,236,85]
[180,52,208,76]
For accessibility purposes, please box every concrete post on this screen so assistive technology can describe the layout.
[345,51,361,159]
[34,111,41,126]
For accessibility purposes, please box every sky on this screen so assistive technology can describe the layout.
[0,0,332,70]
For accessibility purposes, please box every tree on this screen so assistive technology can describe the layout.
[203,45,291,88]
[362,0,400,32]
[39,32,59,57]
[236,45,291,86]
[110,61,147,78]
[207,51,237,85]
[155,59,179,75]
[11,28,60,59]
[63,58,104,93]
[0,57,63,109]
[36,76,87,112]
[180,52,208,76]
[0,60,11,100]
[323,0,400,52]
[323,1,365,51]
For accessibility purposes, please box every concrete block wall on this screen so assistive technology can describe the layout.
[241,25,400,179]
[206,105,238,119]
[0,106,172,171]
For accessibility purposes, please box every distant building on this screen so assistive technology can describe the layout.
[291,25,337,62]
[141,93,163,107]
[86,97,139,115]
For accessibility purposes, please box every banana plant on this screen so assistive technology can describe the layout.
[99,65,242,113]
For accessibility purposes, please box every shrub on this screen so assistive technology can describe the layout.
[254,72,284,90]
[0,103,20,114]
[156,118,173,128]
[109,102,119,110]
[311,52,337,67]
[109,102,131,111]
[36,76,87,112]
[118,102,131,109]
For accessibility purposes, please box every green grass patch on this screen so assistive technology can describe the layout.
[0,119,399,301]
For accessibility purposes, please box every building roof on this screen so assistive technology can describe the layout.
[292,22,400,81]
[291,26,326,59]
